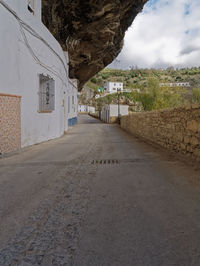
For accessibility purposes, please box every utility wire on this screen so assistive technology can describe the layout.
[0,0,77,89]
[19,24,67,89]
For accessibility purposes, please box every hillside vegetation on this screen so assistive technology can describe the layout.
[87,67,200,89]
[84,67,200,112]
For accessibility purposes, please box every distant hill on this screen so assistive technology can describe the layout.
[85,67,200,91]
[81,67,200,112]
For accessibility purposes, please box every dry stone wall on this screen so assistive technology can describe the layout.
[121,104,200,161]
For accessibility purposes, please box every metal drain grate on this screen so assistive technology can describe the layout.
[91,159,119,165]
[91,158,150,165]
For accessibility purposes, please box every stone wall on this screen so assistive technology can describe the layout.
[0,93,21,154]
[110,116,118,124]
[121,104,200,161]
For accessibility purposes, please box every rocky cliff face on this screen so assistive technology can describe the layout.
[42,0,148,89]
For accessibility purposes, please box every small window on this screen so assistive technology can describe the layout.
[39,74,55,113]
[28,0,35,14]
[72,95,74,105]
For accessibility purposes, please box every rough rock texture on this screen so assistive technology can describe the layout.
[121,104,200,161]
[42,0,148,89]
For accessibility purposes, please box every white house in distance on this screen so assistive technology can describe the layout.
[160,82,190,87]
[104,82,123,94]
[78,105,88,113]
[78,105,95,114]
[0,0,78,155]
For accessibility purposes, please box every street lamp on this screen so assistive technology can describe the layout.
[117,88,121,124]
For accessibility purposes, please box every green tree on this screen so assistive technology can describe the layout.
[91,77,97,83]
[139,93,155,111]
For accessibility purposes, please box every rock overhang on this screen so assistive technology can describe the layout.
[42,0,148,90]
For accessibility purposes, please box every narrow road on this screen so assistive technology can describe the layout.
[0,115,200,266]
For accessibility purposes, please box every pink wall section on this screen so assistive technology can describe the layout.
[0,93,21,154]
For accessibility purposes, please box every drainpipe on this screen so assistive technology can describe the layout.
[117,89,121,124]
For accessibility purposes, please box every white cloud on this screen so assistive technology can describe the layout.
[109,0,200,69]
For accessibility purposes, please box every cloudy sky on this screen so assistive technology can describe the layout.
[109,0,200,69]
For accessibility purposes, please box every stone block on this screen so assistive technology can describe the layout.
[187,120,199,133]
[190,136,199,147]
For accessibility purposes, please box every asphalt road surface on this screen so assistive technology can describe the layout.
[0,115,200,266]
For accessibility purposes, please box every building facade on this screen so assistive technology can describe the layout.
[0,0,78,154]
[104,82,123,94]
[100,104,129,123]
[78,105,95,114]
[159,82,190,87]
[78,105,88,113]
[67,79,78,126]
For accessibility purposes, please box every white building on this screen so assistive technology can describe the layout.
[78,105,95,114]
[78,105,87,113]
[160,82,190,87]
[68,79,78,126]
[88,106,96,114]
[0,0,78,154]
[104,82,123,94]
[100,104,129,123]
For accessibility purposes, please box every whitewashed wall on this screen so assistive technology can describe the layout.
[110,104,129,117]
[67,79,78,123]
[0,0,78,147]
[100,104,129,123]
[104,82,123,94]
[88,106,95,114]
[78,105,87,113]
[78,105,95,114]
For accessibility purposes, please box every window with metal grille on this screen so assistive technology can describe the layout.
[39,74,55,113]
[28,0,35,14]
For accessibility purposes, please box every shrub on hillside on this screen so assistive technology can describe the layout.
[191,88,200,103]
[91,77,97,83]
